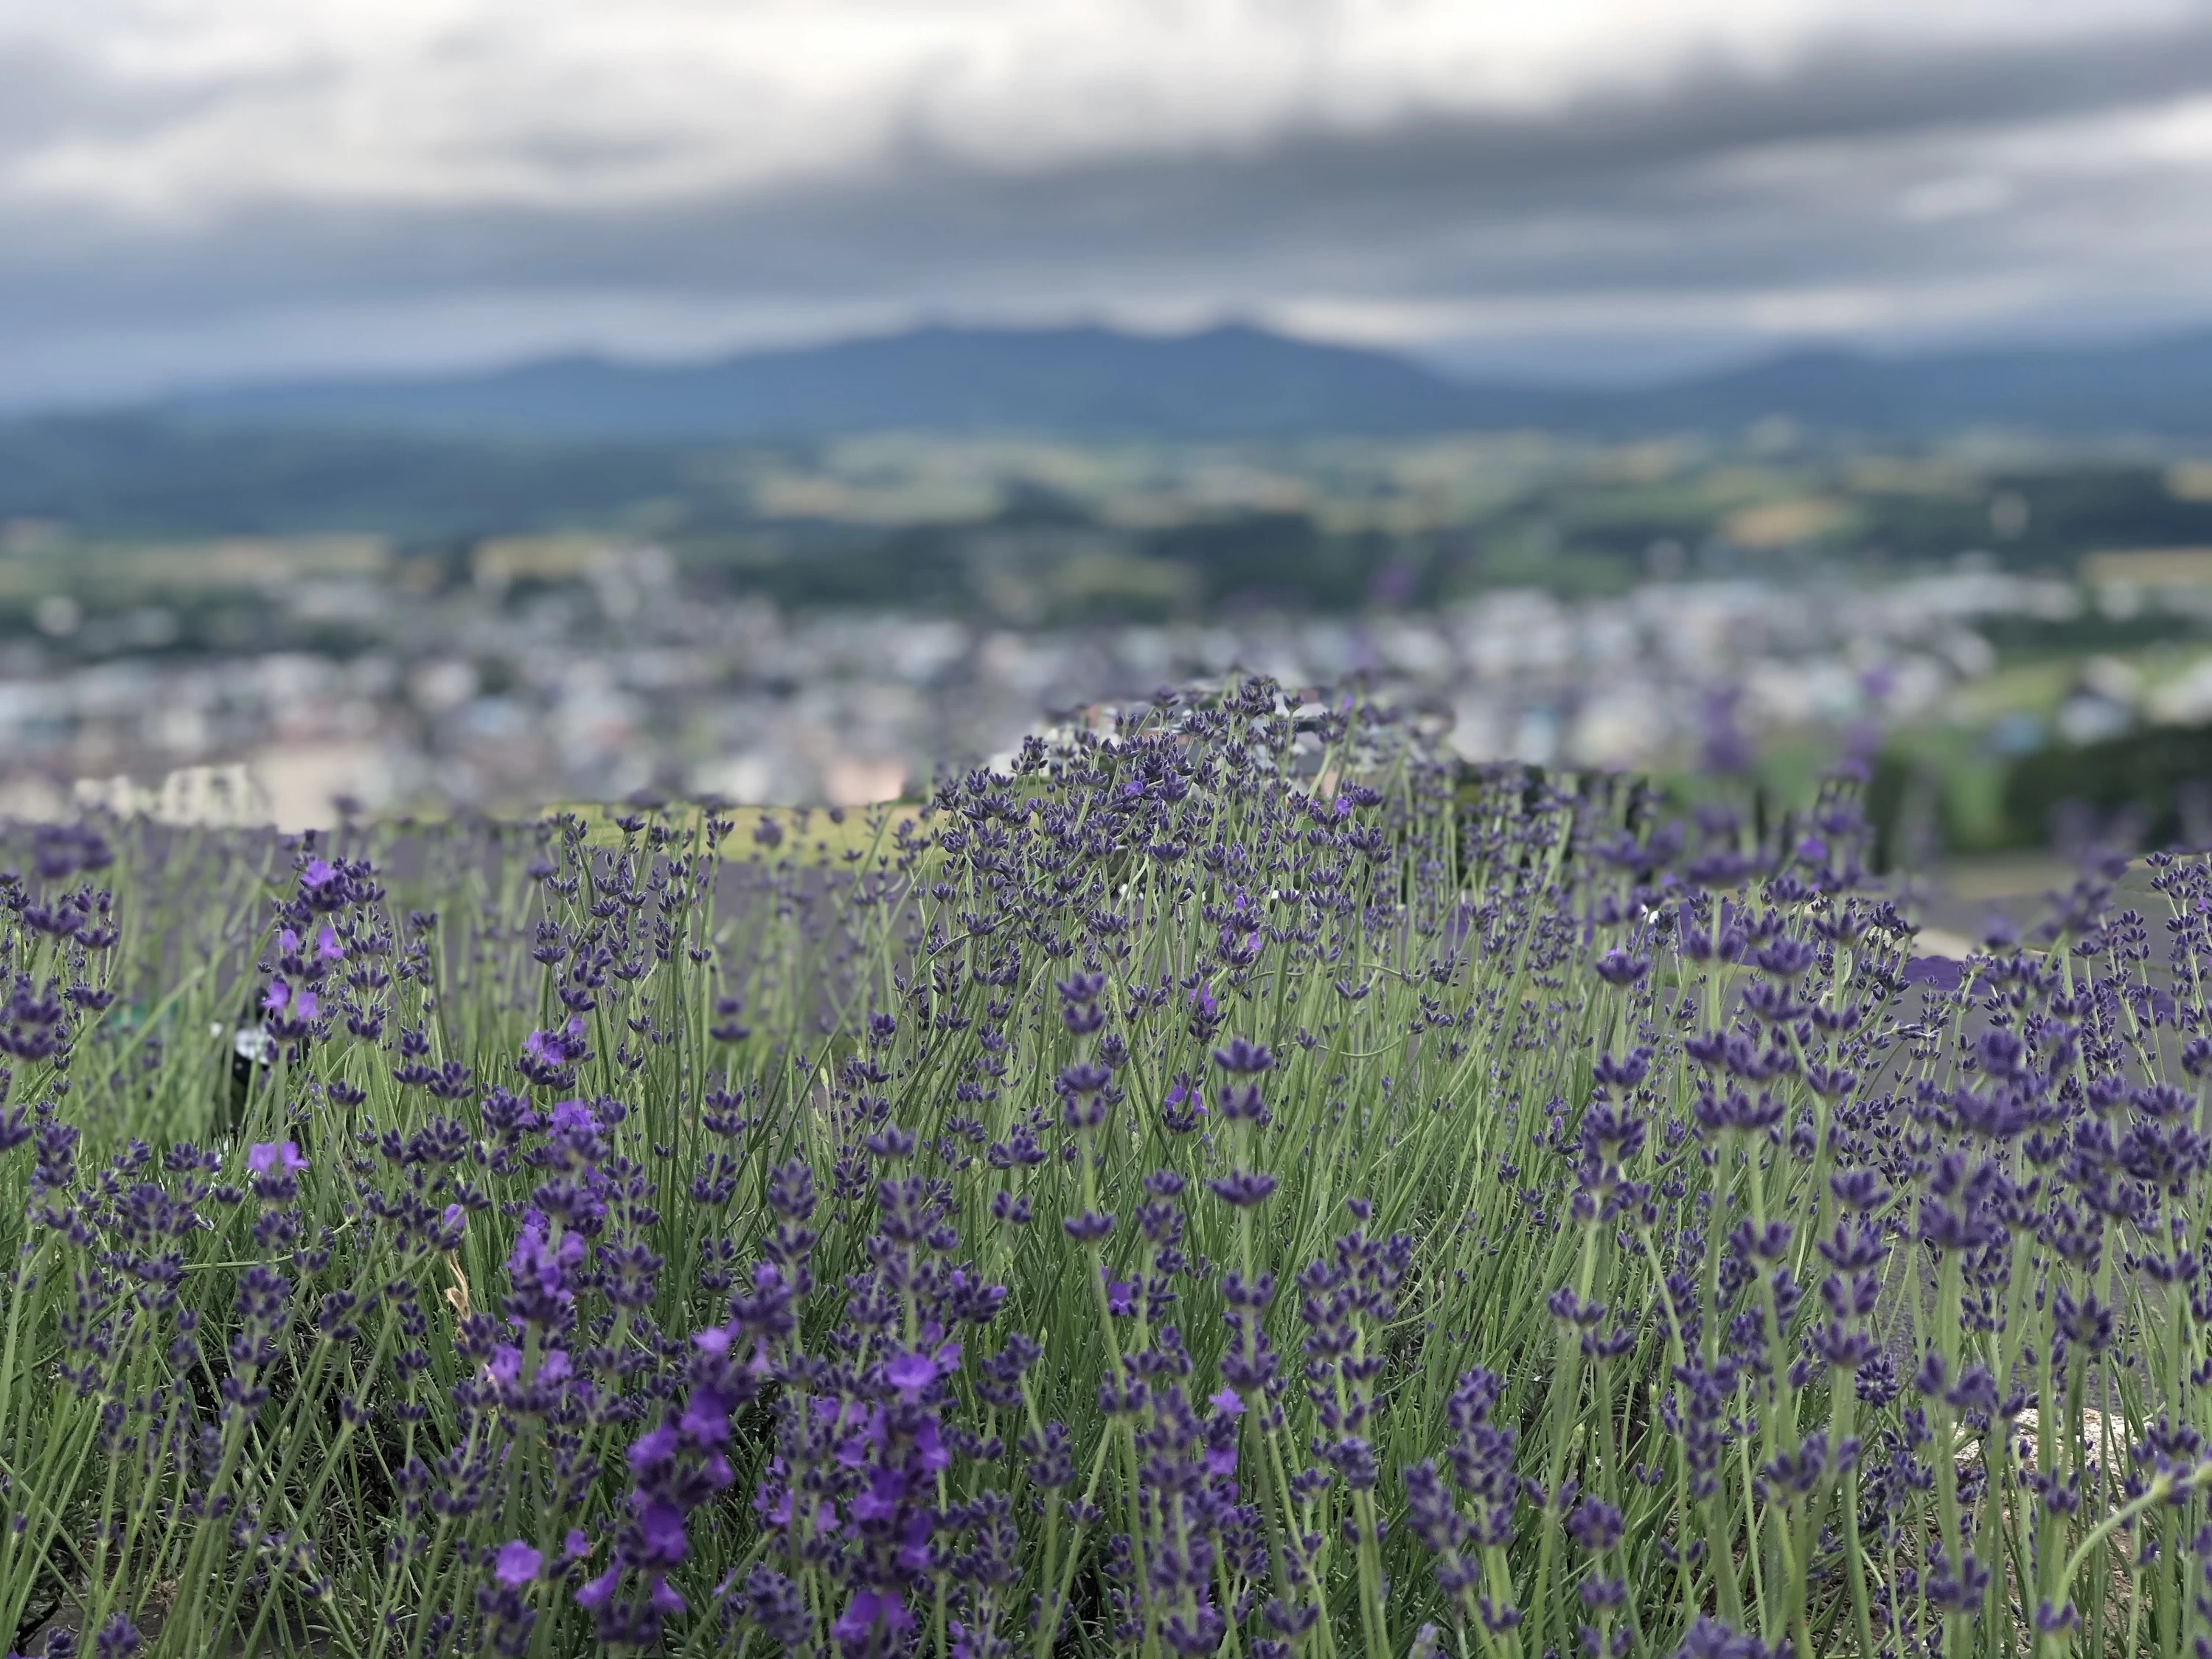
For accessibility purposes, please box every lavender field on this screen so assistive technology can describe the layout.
[0,676,2203,1659]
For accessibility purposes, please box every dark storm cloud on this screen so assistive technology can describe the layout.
[1,10,2210,397]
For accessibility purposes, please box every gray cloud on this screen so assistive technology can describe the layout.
[2,10,2211,401]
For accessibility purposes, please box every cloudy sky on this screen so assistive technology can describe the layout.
[4,0,2212,404]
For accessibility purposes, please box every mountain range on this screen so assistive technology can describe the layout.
[5,321,2210,540]
[163,321,2212,442]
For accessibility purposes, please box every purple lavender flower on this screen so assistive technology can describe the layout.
[246,1140,307,1202]
[1063,1209,1116,1242]
[246,1141,307,1178]
[636,1498,689,1565]
[1212,1035,1273,1074]
[516,1016,591,1088]
[493,1541,543,1587]
[834,1589,914,1648]
[1162,1077,1205,1133]
[1206,1170,1278,1207]
[298,857,344,911]
[886,1343,959,1398]
[1593,949,1649,988]
[504,1209,585,1332]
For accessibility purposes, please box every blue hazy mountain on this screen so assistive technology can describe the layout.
[1617,331,2212,435]
[161,320,2212,441]
[168,324,1581,441]
[8,320,2212,538]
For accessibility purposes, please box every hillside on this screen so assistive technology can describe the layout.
[168,324,1578,441]
[159,320,2212,442]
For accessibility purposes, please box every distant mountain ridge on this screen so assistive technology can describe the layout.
[168,324,1571,441]
[162,320,2212,441]
[1613,330,2212,435]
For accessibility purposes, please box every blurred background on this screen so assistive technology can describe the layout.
[5,0,2212,895]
